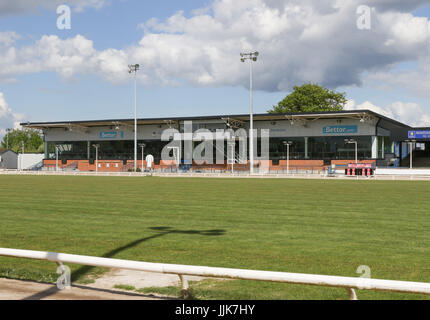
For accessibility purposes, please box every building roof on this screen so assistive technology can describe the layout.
[21,109,413,130]
[0,149,17,155]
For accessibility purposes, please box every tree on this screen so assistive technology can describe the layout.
[268,83,347,114]
[1,128,44,153]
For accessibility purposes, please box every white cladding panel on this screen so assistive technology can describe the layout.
[18,154,44,170]
[254,119,377,138]
[45,124,171,142]
[44,118,377,142]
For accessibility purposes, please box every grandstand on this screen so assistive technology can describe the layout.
[20,110,430,173]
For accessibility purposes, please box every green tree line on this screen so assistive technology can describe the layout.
[1,129,44,153]
[268,83,347,113]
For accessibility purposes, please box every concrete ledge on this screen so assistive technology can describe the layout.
[376,168,430,176]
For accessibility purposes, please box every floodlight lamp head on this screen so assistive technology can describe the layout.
[254,51,259,56]
[252,57,257,61]
[240,58,245,62]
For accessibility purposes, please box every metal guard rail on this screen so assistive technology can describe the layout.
[0,248,429,300]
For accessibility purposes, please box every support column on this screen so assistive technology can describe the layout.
[44,142,48,159]
[371,136,378,159]
[87,141,90,160]
[304,137,309,159]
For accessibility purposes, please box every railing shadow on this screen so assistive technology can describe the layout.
[23,226,225,300]
[71,227,225,282]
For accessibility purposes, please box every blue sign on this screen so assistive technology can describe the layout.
[323,125,358,134]
[100,131,124,139]
[408,130,430,139]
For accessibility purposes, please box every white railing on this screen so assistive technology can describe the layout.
[0,248,429,300]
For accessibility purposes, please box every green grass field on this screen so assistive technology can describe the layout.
[0,175,429,300]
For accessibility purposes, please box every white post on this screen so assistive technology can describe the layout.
[95,146,99,174]
[355,141,358,164]
[228,140,235,174]
[371,136,378,159]
[141,144,145,171]
[287,144,290,174]
[249,60,254,175]
[21,141,24,171]
[410,142,413,169]
[55,146,59,172]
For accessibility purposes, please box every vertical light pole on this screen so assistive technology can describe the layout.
[345,139,358,164]
[139,143,146,171]
[406,140,416,169]
[128,64,140,172]
[93,144,100,174]
[240,51,259,174]
[55,145,60,172]
[227,139,235,174]
[283,141,293,174]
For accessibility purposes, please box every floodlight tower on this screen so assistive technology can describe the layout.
[128,64,140,172]
[240,51,259,174]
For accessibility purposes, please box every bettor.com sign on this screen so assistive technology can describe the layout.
[99,131,125,139]
[323,125,358,134]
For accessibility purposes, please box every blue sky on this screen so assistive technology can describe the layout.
[1,0,430,129]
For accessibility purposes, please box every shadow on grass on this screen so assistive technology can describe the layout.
[71,226,225,282]
[23,226,225,300]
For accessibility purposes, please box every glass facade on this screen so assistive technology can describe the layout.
[47,140,172,163]
[47,135,390,163]
[269,136,373,161]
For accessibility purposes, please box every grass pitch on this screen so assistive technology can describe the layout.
[0,175,429,300]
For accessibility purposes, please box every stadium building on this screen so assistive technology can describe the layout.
[21,110,430,172]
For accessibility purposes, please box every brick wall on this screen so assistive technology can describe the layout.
[331,160,376,166]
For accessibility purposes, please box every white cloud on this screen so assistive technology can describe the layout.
[346,99,430,127]
[367,56,430,97]
[1,0,430,93]
[0,31,20,46]
[364,0,429,12]
[0,92,25,136]
[0,0,107,16]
